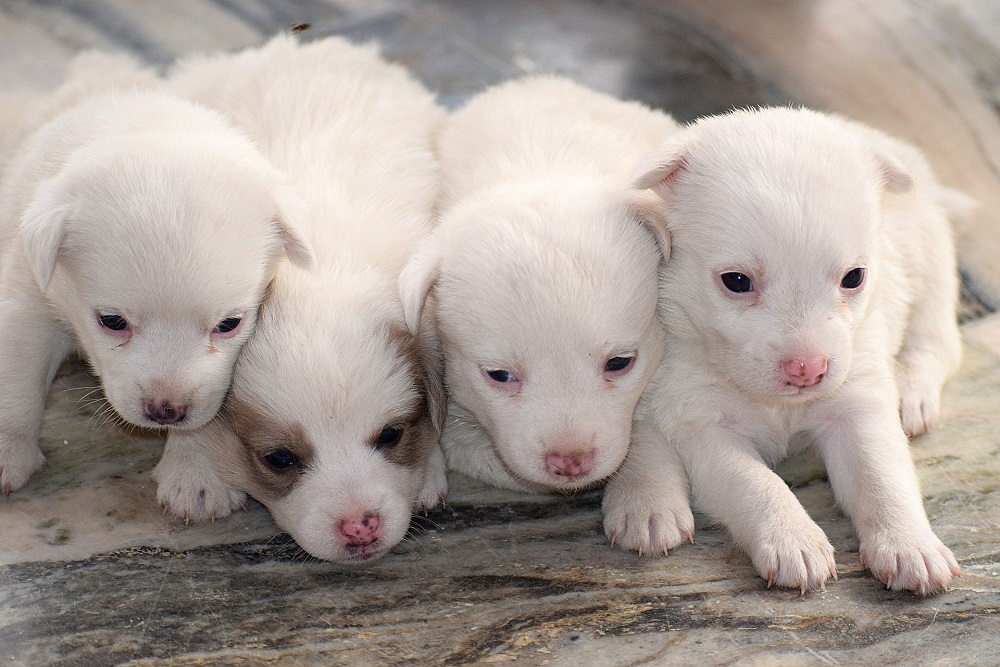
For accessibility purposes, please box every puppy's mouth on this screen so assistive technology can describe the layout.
[341,544,389,564]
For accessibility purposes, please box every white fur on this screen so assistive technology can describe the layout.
[156,35,447,564]
[0,66,312,494]
[400,76,682,497]
[621,107,963,594]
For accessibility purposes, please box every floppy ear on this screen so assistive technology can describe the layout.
[630,129,697,198]
[271,183,316,270]
[20,176,71,290]
[414,320,447,436]
[399,238,442,337]
[624,189,671,262]
[875,149,913,195]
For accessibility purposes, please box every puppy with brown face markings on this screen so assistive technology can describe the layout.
[155,34,446,564]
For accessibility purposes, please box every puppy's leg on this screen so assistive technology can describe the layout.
[152,427,246,522]
[414,442,448,512]
[681,424,836,592]
[815,386,960,595]
[602,419,693,555]
[895,240,962,437]
[0,285,72,494]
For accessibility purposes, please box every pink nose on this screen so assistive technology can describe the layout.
[544,449,595,480]
[339,514,382,548]
[781,356,829,387]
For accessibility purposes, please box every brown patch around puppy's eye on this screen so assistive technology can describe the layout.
[225,397,314,500]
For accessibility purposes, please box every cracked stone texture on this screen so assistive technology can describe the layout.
[0,0,999,665]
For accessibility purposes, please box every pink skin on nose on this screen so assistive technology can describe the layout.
[339,514,382,548]
[544,449,596,480]
[780,356,829,387]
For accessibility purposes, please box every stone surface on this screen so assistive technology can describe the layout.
[0,1,998,665]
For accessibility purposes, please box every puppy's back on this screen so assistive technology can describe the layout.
[169,35,444,275]
[437,76,678,208]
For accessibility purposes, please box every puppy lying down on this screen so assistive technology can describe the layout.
[401,77,687,533]
[158,35,446,564]
[622,107,965,594]
[0,70,312,494]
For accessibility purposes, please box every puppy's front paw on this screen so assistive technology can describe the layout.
[747,521,837,593]
[860,530,960,595]
[0,439,45,495]
[151,451,245,523]
[602,480,694,556]
[898,376,942,438]
[414,447,448,513]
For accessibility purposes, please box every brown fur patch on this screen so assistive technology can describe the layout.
[384,322,446,468]
[221,397,315,501]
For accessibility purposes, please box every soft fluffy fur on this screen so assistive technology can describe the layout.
[400,76,682,498]
[0,64,312,494]
[621,107,964,594]
[156,35,447,564]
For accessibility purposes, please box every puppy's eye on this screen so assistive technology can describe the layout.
[841,267,866,290]
[213,317,243,335]
[604,356,634,373]
[98,314,129,331]
[720,272,753,293]
[263,449,298,471]
[486,369,518,384]
[373,426,403,451]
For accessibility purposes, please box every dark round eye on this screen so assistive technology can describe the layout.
[841,267,866,290]
[487,369,517,383]
[720,272,753,293]
[98,314,129,331]
[604,356,634,373]
[374,426,403,451]
[263,449,297,470]
[213,317,242,334]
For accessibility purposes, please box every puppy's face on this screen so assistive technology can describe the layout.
[214,279,444,564]
[403,186,667,490]
[21,136,313,431]
[633,109,912,402]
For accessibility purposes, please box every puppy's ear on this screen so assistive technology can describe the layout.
[875,150,914,195]
[625,189,671,261]
[20,177,71,290]
[630,129,697,198]
[399,238,442,337]
[414,320,447,436]
[272,183,316,270]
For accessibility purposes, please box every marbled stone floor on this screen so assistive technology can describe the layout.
[1,1,999,665]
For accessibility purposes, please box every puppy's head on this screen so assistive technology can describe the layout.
[632,107,913,401]
[401,183,668,491]
[213,272,444,564]
[21,131,314,431]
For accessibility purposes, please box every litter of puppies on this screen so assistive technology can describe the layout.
[0,32,971,593]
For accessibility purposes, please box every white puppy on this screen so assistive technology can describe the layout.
[619,107,963,594]
[401,76,682,498]
[0,83,313,494]
[158,35,446,564]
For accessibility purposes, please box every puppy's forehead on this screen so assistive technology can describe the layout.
[675,118,881,261]
[235,311,424,431]
[59,146,286,307]
[437,191,661,346]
